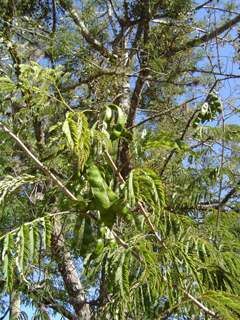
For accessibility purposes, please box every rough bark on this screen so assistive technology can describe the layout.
[51,218,91,320]
[9,291,21,320]
[119,17,149,178]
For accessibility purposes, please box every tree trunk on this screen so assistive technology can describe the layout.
[9,291,21,320]
[51,218,91,319]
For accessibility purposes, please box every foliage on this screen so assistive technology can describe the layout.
[0,0,240,319]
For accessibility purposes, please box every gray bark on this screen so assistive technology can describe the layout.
[9,291,20,320]
[51,219,91,320]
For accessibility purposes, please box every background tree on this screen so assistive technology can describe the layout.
[1,0,240,319]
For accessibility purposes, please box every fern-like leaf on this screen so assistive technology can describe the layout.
[126,168,165,209]
[62,111,91,171]
[201,291,240,320]
[0,215,54,290]
[0,174,40,203]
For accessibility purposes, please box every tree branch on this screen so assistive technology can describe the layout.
[61,68,126,92]
[52,0,57,33]
[160,81,218,176]
[172,13,240,55]
[194,0,213,11]
[130,97,201,129]
[51,218,91,319]
[0,308,9,320]
[59,0,116,60]
[28,286,76,320]
[184,291,216,317]
[0,122,78,202]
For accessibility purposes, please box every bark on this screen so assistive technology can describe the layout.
[51,218,91,320]
[59,0,116,60]
[119,18,149,178]
[9,291,21,320]
[120,37,131,112]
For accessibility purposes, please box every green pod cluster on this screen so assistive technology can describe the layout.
[87,165,110,208]
[87,164,106,190]
[101,199,132,227]
[86,164,119,226]
[86,164,131,227]
[102,104,127,140]
[104,106,113,123]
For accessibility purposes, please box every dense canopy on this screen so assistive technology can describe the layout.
[1,0,240,319]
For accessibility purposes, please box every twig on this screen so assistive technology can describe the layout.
[55,86,73,111]
[160,82,218,176]
[52,0,57,33]
[194,0,213,11]
[131,96,201,129]
[216,100,225,236]
[61,68,125,92]
[0,122,78,202]
[171,13,240,55]
[159,109,198,176]
[0,307,9,320]
[184,291,216,317]
[59,0,116,60]
[105,150,125,183]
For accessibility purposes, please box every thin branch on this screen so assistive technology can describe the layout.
[131,96,201,129]
[203,6,239,15]
[0,18,50,39]
[105,150,125,183]
[194,0,213,11]
[52,0,57,33]
[189,13,240,45]
[216,101,225,235]
[0,308,9,320]
[160,81,218,176]
[160,109,198,176]
[184,291,216,317]
[59,0,116,60]
[188,67,240,78]
[171,13,240,55]
[61,68,126,92]
[28,287,76,320]
[108,0,121,25]
[0,122,78,202]
[218,183,240,207]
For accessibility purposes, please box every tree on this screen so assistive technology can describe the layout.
[1,0,240,319]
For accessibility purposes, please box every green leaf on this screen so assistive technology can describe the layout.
[126,168,165,210]
[62,111,91,171]
[0,174,40,203]
[0,76,16,93]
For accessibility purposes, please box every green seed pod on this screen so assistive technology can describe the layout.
[92,188,111,209]
[104,106,113,123]
[87,165,105,189]
[110,129,122,140]
[95,238,104,255]
[107,189,118,203]
[115,105,126,127]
